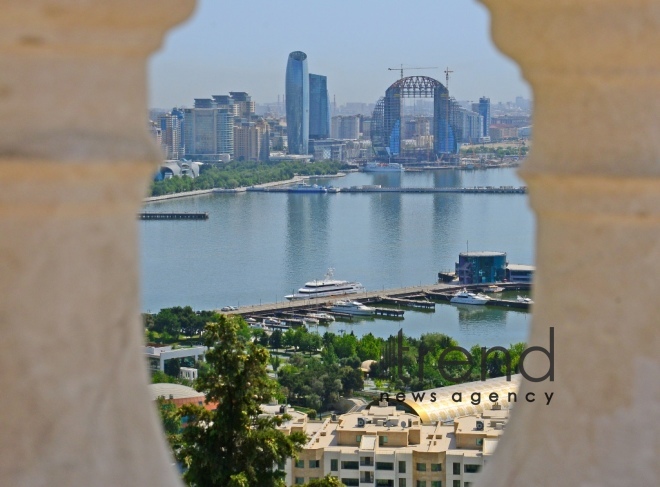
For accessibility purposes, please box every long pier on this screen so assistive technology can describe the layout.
[138,212,209,220]
[225,282,532,320]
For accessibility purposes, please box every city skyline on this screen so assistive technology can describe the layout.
[148,0,531,109]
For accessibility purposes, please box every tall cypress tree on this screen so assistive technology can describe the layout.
[177,315,306,487]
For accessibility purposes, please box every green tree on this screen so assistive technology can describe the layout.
[154,308,180,337]
[176,315,306,487]
[334,333,358,358]
[270,355,282,372]
[340,366,364,395]
[356,333,381,361]
[269,329,283,349]
[155,397,181,449]
[302,474,346,487]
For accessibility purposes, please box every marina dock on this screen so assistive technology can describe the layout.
[138,212,209,220]
[227,282,532,324]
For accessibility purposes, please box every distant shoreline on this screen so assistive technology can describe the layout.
[143,172,347,203]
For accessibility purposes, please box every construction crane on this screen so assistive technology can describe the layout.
[444,67,454,90]
[388,64,438,80]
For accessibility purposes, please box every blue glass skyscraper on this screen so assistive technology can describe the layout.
[309,74,329,139]
[478,96,491,138]
[286,51,309,154]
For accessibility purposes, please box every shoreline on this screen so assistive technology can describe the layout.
[143,172,347,203]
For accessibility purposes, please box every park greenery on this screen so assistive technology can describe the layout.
[150,160,343,196]
[146,307,527,399]
[149,308,527,484]
[461,144,529,158]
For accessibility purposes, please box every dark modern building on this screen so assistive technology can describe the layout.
[309,74,329,139]
[455,251,507,284]
[478,96,491,138]
[285,51,309,154]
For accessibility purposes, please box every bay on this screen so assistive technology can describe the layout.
[140,167,535,347]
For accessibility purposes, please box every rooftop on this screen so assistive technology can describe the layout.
[459,251,507,257]
[148,383,204,401]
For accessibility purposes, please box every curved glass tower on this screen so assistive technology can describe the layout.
[285,51,309,154]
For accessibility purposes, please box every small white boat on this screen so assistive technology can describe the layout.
[517,295,534,304]
[263,317,281,325]
[306,312,335,322]
[450,288,491,305]
[303,317,320,325]
[330,300,376,316]
[482,285,505,293]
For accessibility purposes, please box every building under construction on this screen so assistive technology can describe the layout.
[371,75,462,162]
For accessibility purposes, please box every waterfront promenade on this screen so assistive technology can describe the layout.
[143,173,347,203]
[143,177,302,202]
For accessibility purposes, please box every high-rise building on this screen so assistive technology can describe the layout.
[229,92,255,120]
[309,74,329,139]
[478,96,491,138]
[456,108,483,144]
[212,95,234,114]
[233,119,270,162]
[158,111,183,160]
[285,51,309,154]
[331,115,360,140]
[193,98,214,109]
[182,107,233,161]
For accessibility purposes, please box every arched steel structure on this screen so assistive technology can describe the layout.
[388,75,442,97]
[371,75,461,160]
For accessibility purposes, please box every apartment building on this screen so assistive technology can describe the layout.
[284,405,509,487]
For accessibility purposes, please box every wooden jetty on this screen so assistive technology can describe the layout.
[375,296,435,310]
[374,308,405,318]
[138,212,209,220]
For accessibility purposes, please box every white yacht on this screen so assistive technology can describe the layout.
[330,300,376,316]
[362,162,404,173]
[517,295,534,304]
[285,269,365,301]
[450,288,491,305]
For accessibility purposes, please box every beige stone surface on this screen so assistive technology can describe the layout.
[478,1,660,485]
[0,1,194,486]
[1,0,659,485]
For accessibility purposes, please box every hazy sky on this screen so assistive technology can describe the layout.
[148,0,531,109]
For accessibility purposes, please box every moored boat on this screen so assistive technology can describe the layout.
[450,288,491,305]
[285,268,365,300]
[330,300,376,316]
